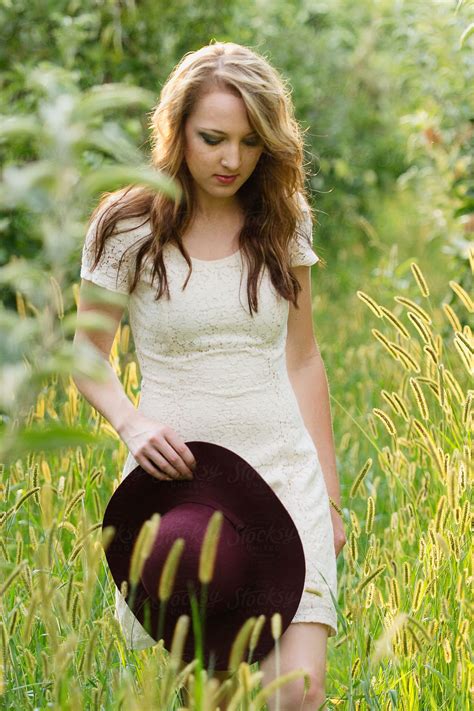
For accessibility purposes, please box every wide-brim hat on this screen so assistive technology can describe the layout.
[102,440,306,670]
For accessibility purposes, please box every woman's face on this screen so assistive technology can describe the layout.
[183,89,264,210]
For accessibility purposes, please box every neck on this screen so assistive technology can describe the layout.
[193,187,242,220]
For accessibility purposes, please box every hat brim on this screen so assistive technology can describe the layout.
[102,441,306,669]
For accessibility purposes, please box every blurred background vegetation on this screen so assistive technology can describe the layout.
[1,0,472,348]
[0,0,472,708]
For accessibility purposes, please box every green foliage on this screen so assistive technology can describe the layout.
[0,0,472,709]
[0,64,179,460]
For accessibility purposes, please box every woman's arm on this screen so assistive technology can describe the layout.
[73,279,196,479]
[72,279,138,436]
[286,354,341,509]
[286,265,346,554]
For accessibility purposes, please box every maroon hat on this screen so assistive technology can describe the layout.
[102,441,306,670]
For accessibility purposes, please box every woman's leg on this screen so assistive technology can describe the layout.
[211,669,238,710]
[179,667,237,710]
[178,621,329,710]
[257,621,329,711]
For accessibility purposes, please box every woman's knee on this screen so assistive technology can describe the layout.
[305,671,326,708]
[279,670,325,708]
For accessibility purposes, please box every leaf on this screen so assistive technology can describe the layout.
[78,123,145,165]
[459,22,474,48]
[0,116,39,142]
[0,161,57,208]
[62,309,124,336]
[75,280,129,306]
[0,423,111,466]
[80,165,181,200]
[75,84,156,120]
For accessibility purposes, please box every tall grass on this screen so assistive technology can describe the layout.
[323,253,472,709]
[1,252,471,708]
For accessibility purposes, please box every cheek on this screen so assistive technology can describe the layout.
[185,136,201,156]
[246,150,263,172]
[187,141,213,167]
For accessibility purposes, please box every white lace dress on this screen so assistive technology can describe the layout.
[80,193,338,650]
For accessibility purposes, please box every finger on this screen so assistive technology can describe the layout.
[143,445,182,479]
[139,455,173,481]
[174,439,197,472]
[160,437,195,478]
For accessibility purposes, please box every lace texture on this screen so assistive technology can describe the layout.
[80,193,337,650]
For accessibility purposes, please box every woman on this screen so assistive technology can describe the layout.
[74,40,346,710]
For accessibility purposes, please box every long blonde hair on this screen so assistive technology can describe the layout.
[86,41,318,315]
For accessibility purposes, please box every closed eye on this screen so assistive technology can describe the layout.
[199,132,260,147]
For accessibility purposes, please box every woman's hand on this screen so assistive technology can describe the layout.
[118,412,197,481]
[330,506,347,558]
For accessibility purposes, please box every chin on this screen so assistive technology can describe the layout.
[208,184,238,194]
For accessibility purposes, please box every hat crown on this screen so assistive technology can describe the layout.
[140,502,249,615]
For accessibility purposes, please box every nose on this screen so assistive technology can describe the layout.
[221,142,242,171]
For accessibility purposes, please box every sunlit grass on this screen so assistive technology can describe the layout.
[1,236,471,708]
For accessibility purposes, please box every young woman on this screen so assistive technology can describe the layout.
[74,41,346,711]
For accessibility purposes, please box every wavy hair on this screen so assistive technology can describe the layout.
[85,40,320,315]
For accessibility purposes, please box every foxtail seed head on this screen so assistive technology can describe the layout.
[199,510,223,584]
[442,302,462,332]
[410,262,430,297]
[380,306,410,339]
[349,458,372,498]
[409,377,429,420]
[365,496,375,534]
[357,290,383,317]
[365,583,375,609]
[120,324,130,354]
[228,616,257,672]
[392,392,409,421]
[453,334,473,373]
[249,614,266,653]
[129,514,160,586]
[394,296,432,324]
[169,614,190,669]
[159,538,185,601]
[449,280,474,313]
[372,408,397,436]
[271,612,282,640]
[412,579,425,612]
[407,310,433,344]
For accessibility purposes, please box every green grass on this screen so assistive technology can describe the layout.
[1,188,471,709]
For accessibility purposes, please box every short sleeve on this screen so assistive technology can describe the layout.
[80,193,139,295]
[289,193,320,267]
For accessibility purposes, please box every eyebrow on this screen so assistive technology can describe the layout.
[197,127,258,137]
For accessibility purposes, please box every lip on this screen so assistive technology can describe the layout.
[214,174,238,184]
